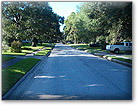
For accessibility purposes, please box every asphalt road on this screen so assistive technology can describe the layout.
[6,44,132,100]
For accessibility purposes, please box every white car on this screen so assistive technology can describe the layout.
[106,42,132,54]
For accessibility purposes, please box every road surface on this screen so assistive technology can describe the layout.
[5,44,132,100]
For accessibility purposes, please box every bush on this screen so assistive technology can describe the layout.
[11,40,22,53]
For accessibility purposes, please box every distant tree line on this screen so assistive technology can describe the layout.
[2,2,64,46]
[64,2,132,44]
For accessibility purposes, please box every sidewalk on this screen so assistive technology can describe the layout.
[93,52,132,60]
[2,48,46,70]
[2,45,54,70]
[75,47,132,67]
[92,52,132,67]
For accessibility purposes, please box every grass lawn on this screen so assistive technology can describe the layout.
[2,58,40,96]
[106,56,132,64]
[35,47,53,56]
[122,55,132,59]
[71,44,132,64]
[2,43,51,55]
[71,44,109,53]
[71,44,130,54]
[2,51,26,55]
[21,45,44,51]
[2,56,16,63]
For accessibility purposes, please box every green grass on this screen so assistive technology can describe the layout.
[122,55,132,59]
[85,49,99,53]
[2,56,16,63]
[71,44,102,53]
[37,43,50,47]
[2,58,40,96]
[21,49,34,54]
[21,46,44,51]
[77,47,86,50]
[106,56,132,64]
[71,44,132,64]
[2,43,51,55]
[119,51,132,54]
[115,58,132,64]
[2,51,26,55]
[71,44,131,54]
[71,45,78,48]
[35,47,52,56]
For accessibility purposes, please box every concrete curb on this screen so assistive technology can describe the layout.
[2,47,54,100]
[71,46,132,68]
[103,55,132,67]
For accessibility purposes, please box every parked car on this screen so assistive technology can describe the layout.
[66,41,74,44]
[22,40,31,43]
[106,42,132,54]
[89,43,101,47]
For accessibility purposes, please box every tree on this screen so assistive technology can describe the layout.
[64,2,132,44]
[2,1,64,46]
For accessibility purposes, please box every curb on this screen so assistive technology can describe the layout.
[71,46,132,68]
[103,55,132,67]
[2,47,54,100]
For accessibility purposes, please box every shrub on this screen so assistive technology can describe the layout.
[11,40,22,53]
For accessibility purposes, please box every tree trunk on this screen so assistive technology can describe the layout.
[74,35,77,44]
[31,37,38,47]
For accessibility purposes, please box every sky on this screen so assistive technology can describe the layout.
[49,2,84,32]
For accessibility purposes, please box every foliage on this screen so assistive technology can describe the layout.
[2,41,9,52]
[96,35,106,50]
[11,40,22,52]
[2,43,49,55]
[2,2,64,46]
[64,2,132,44]
[2,58,40,96]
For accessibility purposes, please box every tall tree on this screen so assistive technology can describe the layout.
[64,2,132,44]
[2,2,64,46]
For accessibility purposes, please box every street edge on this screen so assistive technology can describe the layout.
[71,46,132,68]
[102,55,132,67]
[2,47,54,100]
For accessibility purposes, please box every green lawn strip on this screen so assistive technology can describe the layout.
[106,56,132,64]
[35,47,53,56]
[2,56,16,63]
[2,51,26,55]
[85,49,99,53]
[73,44,127,54]
[71,46,78,48]
[21,49,34,54]
[2,43,52,56]
[122,55,132,59]
[77,44,88,48]
[21,46,44,51]
[77,47,87,50]
[2,58,40,96]
[119,51,132,54]
[2,48,27,55]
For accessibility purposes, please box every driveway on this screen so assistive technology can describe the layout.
[5,44,132,100]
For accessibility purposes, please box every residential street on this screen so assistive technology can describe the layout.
[6,43,132,100]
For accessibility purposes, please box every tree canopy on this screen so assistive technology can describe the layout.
[2,2,64,46]
[64,2,132,44]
